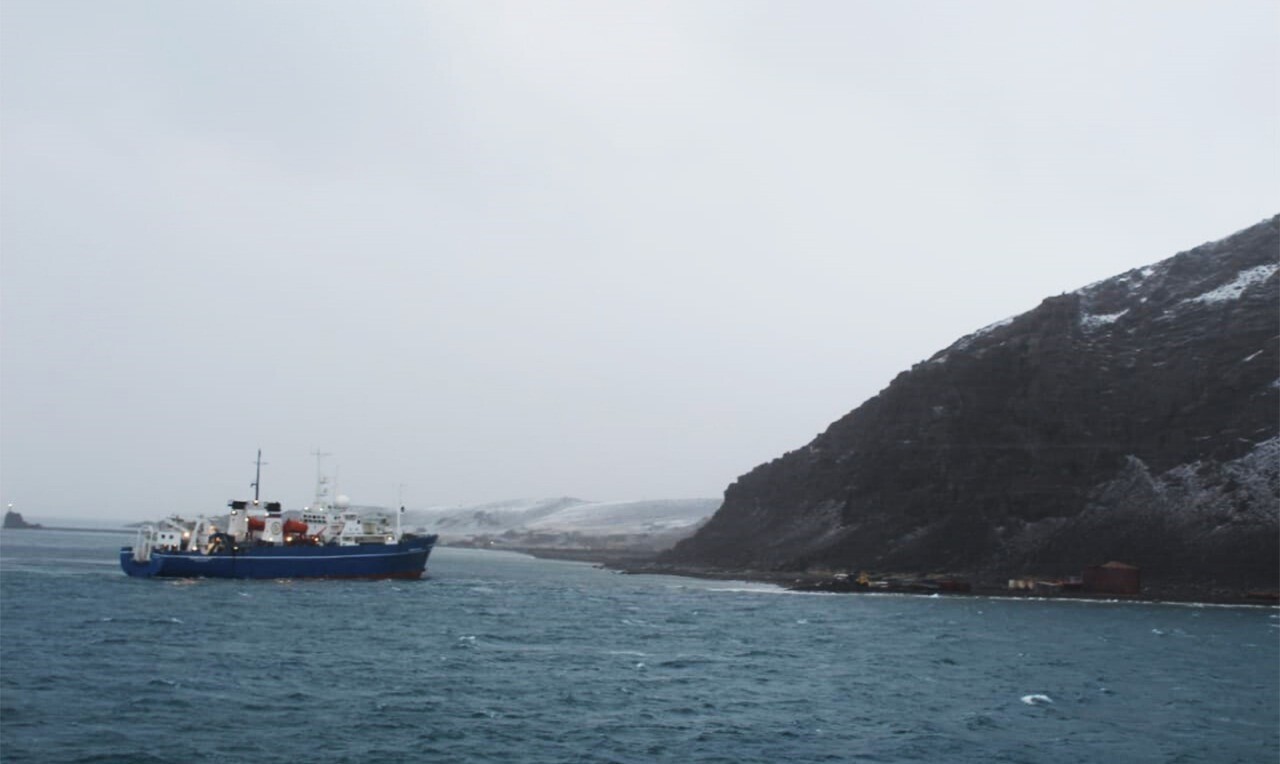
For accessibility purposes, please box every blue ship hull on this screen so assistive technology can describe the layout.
[119,535,437,579]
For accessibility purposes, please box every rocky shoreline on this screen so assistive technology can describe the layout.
[635,563,1279,607]
[495,546,1279,607]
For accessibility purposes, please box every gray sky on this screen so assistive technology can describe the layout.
[2,1,1277,521]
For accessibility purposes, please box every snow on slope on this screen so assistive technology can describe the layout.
[1184,263,1278,305]
[932,217,1279,363]
[413,497,583,537]
[407,497,720,544]
[521,498,718,535]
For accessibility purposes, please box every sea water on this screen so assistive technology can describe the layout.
[1,529,1276,764]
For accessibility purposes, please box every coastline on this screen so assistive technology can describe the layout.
[488,546,1280,608]
[1,525,134,535]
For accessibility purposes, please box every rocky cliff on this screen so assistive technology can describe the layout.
[667,216,1279,590]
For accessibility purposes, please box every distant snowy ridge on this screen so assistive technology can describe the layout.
[406,497,720,550]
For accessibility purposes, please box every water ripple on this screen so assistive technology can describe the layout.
[2,535,1277,764]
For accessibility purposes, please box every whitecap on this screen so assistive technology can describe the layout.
[1021,694,1053,705]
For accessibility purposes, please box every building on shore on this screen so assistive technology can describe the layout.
[1083,561,1141,595]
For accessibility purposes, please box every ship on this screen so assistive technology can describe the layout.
[119,451,437,579]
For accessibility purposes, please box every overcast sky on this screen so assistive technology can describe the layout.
[2,1,1276,522]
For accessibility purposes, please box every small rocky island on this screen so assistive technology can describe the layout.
[3,510,43,530]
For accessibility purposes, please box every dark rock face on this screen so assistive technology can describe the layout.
[667,217,1279,589]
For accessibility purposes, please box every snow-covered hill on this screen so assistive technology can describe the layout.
[406,497,719,551]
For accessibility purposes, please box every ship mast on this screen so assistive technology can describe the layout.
[397,483,406,540]
[250,449,266,503]
[312,449,331,508]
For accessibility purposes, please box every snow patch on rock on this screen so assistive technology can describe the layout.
[952,316,1017,351]
[1088,438,1280,528]
[1184,263,1278,305]
[1080,308,1129,331]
